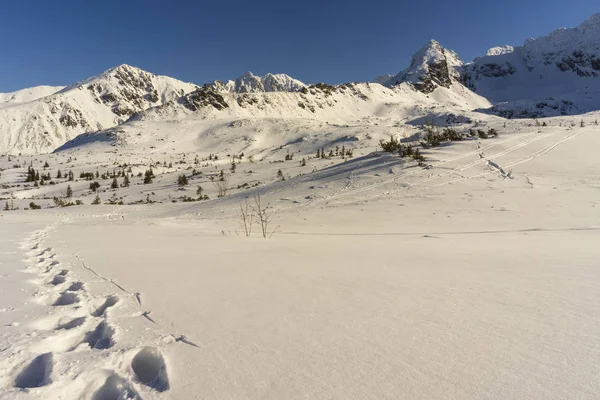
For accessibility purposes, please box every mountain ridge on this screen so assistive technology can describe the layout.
[3,13,600,154]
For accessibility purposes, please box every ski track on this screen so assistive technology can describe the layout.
[4,224,184,399]
[321,128,584,204]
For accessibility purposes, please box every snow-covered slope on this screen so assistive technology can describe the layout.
[56,80,492,154]
[0,85,64,108]
[0,64,197,154]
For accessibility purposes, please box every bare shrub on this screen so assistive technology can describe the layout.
[239,197,253,237]
[252,191,279,239]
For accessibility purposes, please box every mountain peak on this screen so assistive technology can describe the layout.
[381,40,463,93]
[209,72,306,93]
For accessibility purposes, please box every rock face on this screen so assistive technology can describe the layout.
[0,64,197,154]
[382,40,464,94]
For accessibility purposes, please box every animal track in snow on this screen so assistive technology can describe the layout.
[92,295,119,317]
[49,275,66,286]
[53,292,79,306]
[66,281,84,291]
[13,352,53,389]
[91,373,141,400]
[82,321,115,350]
[131,347,169,392]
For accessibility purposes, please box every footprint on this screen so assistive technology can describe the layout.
[49,261,60,266]
[14,353,53,389]
[131,347,169,392]
[92,296,119,317]
[92,373,141,400]
[49,275,66,286]
[57,316,86,330]
[66,281,84,292]
[53,292,79,306]
[58,270,69,276]
[82,321,115,350]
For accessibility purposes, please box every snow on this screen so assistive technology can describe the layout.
[0,86,64,108]
[484,45,514,57]
[1,110,600,399]
[1,12,600,400]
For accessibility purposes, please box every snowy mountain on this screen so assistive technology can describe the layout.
[3,13,600,155]
[381,40,464,94]
[208,72,307,93]
[462,13,600,117]
[0,64,197,154]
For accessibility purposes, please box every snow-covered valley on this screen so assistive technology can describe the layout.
[1,12,600,400]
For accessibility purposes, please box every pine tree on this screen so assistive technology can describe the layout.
[68,171,74,181]
[91,194,101,205]
[581,119,585,128]
[123,175,130,187]
[111,177,119,189]
[300,158,306,167]
[316,149,320,158]
[196,185,203,196]
[90,181,100,191]
[56,170,62,179]
[177,174,188,186]
[277,169,284,181]
[66,185,73,198]
[144,169,154,184]
[3,201,9,211]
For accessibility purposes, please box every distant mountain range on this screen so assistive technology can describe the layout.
[1,13,599,154]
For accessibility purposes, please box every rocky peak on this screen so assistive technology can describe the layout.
[383,40,463,94]
[207,72,306,93]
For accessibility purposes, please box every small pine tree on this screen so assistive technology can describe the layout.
[56,170,62,179]
[144,169,154,184]
[43,161,50,169]
[196,185,203,196]
[316,149,321,158]
[91,194,101,205]
[177,174,188,186]
[3,201,9,211]
[66,185,73,198]
[90,181,100,191]
[230,161,236,173]
[581,119,585,128]
[277,169,285,181]
[68,171,74,181]
[111,177,119,189]
[123,175,130,187]
[300,158,306,167]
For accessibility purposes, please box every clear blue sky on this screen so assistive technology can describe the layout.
[0,0,597,92]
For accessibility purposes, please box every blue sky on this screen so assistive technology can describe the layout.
[0,0,597,92]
